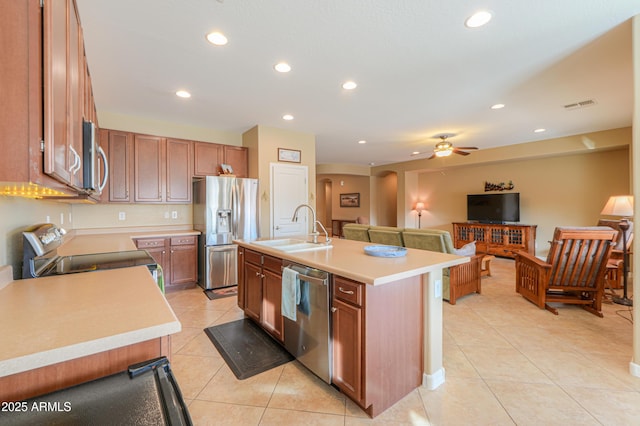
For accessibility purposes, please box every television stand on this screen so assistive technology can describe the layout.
[452,222,537,258]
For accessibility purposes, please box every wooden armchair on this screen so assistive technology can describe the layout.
[515,227,618,317]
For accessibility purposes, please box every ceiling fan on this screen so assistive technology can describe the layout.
[425,135,478,159]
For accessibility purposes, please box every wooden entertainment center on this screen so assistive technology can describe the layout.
[452,222,537,258]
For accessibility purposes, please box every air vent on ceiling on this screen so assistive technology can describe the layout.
[563,99,597,110]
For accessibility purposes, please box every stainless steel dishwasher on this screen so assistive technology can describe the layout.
[282,262,332,384]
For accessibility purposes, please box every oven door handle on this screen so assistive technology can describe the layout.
[284,266,328,286]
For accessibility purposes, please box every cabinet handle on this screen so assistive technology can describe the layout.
[331,307,337,313]
[261,274,265,279]
[338,287,355,295]
[255,272,261,277]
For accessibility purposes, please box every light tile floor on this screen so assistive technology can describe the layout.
[165,258,639,425]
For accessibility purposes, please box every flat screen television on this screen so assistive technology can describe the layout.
[467,193,520,223]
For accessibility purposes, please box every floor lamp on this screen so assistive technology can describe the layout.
[601,195,634,306]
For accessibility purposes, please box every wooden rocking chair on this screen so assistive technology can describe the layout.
[515,227,618,317]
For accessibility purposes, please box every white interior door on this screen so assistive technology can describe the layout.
[271,163,308,238]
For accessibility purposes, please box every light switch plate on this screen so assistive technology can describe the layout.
[118,212,126,221]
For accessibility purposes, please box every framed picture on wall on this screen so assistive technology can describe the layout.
[278,148,301,163]
[340,193,360,207]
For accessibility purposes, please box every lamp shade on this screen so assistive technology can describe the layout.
[415,202,425,212]
[601,195,634,217]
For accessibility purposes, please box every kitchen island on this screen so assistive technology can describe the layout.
[0,227,195,402]
[235,237,468,417]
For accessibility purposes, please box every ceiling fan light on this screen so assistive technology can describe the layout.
[434,149,452,157]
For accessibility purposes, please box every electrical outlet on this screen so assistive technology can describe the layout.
[60,212,64,225]
[171,211,178,219]
[46,215,50,223]
[118,212,126,221]
[434,279,442,298]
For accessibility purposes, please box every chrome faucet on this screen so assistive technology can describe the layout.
[291,203,331,245]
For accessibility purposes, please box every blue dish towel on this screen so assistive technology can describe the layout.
[281,267,300,321]
[298,280,311,317]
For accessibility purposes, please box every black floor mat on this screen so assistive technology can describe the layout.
[204,319,294,380]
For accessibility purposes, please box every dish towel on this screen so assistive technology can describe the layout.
[281,267,300,321]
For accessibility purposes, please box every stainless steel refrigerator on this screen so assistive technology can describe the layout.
[193,176,259,289]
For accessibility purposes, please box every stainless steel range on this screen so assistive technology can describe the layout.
[22,224,160,288]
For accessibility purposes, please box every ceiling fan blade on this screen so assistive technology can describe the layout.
[453,149,470,156]
[456,147,478,150]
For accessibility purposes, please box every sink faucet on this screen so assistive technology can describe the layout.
[291,204,332,244]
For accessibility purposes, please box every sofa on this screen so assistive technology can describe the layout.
[343,224,482,304]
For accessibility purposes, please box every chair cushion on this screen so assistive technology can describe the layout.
[401,228,456,254]
[342,224,371,242]
[368,226,404,246]
[454,241,476,256]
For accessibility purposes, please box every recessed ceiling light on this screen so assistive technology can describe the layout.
[534,128,546,133]
[175,90,191,98]
[274,62,291,73]
[342,81,357,90]
[206,31,228,46]
[282,114,294,121]
[369,162,375,166]
[491,103,505,109]
[358,140,367,144]
[465,11,492,28]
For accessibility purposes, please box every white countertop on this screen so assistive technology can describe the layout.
[235,237,468,285]
[0,228,198,378]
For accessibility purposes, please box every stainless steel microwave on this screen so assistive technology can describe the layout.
[82,120,108,195]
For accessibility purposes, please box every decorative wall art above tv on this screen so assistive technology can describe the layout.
[484,180,514,192]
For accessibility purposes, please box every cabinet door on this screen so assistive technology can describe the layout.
[332,298,363,403]
[43,0,72,185]
[262,269,284,342]
[166,139,193,203]
[67,2,83,189]
[134,135,165,203]
[237,248,245,309]
[194,142,223,176]
[223,146,248,178]
[170,244,197,286]
[244,261,263,321]
[108,131,133,202]
[135,238,168,285]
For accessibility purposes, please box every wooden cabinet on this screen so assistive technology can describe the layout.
[194,142,249,178]
[452,222,537,258]
[0,0,76,196]
[332,276,363,403]
[135,235,197,290]
[331,274,422,418]
[166,139,193,203]
[240,249,284,342]
[194,142,223,176]
[106,130,134,203]
[169,236,197,285]
[223,146,249,178]
[237,247,246,309]
[43,0,86,189]
[134,134,164,203]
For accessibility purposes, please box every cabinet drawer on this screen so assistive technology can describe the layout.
[245,249,262,265]
[333,276,363,307]
[263,255,282,273]
[135,238,166,249]
[170,235,196,246]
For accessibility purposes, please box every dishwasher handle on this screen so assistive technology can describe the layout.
[283,266,328,286]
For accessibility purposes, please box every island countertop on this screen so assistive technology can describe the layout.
[234,237,468,285]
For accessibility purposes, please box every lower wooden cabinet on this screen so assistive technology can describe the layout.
[135,235,197,290]
[332,295,363,402]
[241,248,284,342]
[452,222,537,258]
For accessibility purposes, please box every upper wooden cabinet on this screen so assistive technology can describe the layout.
[0,0,92,196]
[106,130,133,203]
[166,139,193,203]
[43,0,87,190]
[194,142,248,178]
[194,142,223,176]
[134,134,165,203]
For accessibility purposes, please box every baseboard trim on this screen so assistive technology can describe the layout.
[423,367,446,390]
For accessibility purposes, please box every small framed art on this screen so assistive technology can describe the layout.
[278,148,301,163]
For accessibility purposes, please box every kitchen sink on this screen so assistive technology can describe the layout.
[251,239,332,253]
